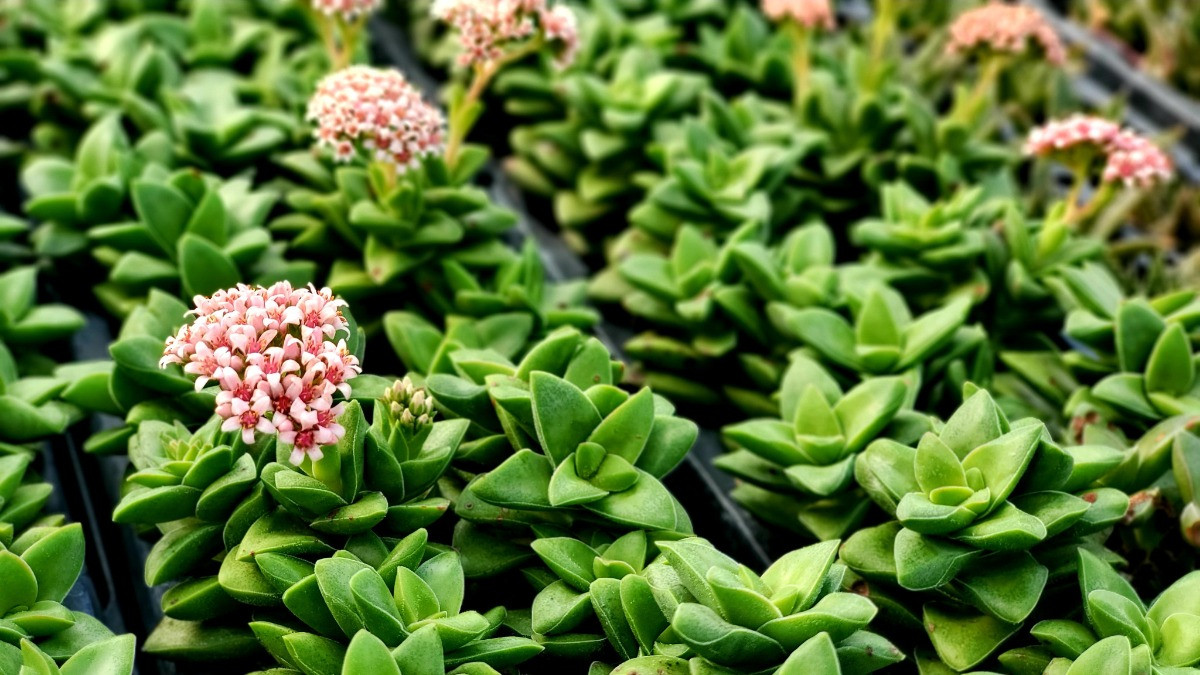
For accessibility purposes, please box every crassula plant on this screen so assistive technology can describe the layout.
[607,537,903,673]
[0,458,129,671]
[110,283,528,662]
[431,327,699,535]
[1005,549,1200,674]
[718,354,925,540]
[1060,285,1200,431]
[0,266,84,444]
[845,387,1130,670]
[0,453,135,673]
[249,539,544,673]
[768,282,976,407]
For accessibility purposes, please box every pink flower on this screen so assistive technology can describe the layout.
[1102,130,1174,188]
[1024,114,1121,156]
[946,3,1065,65]
[161,282,362,465]
[306,66,446,172]
[761,0,835,30]
[1025,115,1174,189]
[311,0,381,20]
[432,0,578,69]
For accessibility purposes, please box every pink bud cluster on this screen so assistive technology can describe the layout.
[761,0,835,30]
[306,66,445,170]
[160,282,362,466]
[946,3,1065,66]
[1025,114,1174,188]
[431,0,579,69]
[310,0,382,21]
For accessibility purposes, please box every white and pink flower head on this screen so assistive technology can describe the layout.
[1025,114,1174,189]
[311,0,382,21]
[1024,114,1121,157]
[946,3,1065,66]
[432,0,579,69]
[306,66,446,171]
[161,282,362,466]
[1102,130,1174,188]
[761,0,835,30]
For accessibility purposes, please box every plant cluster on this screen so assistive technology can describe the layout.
[0,0,1198,674]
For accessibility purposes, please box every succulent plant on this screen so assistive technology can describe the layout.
[718,354,928,540]
[118,392,474,660]
[1062,288,1200,430]
[250,542,544,674]
[434,327,698,533]
[524,529,656,660]
[505,46,707,242]
[0,452,134,671]
[845,387,1130,670]
[21,115,315,318]
[768,282,978,407]
[851,183,998,291]
[1002,548,1200,673]
[0,266,84,444]
[606,538,904,673]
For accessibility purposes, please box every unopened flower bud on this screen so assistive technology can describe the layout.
[1182,502,1200,548]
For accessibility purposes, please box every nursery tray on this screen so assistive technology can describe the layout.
[369,18,777,569]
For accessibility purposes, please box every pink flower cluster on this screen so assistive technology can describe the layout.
[946,3,1065,65]
[160,283,362,466]
[761,0,835,30]
[1103,129,1175,188]
[306,66,445,170]
[311,0,381,21]
[432,0,579,69]
[1025,114,1174,188]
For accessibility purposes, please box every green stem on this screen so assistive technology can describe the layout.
[444,37,544,170]
[788,21,812,110]
[954,55,1005,126]
[868,0,896,89]
[1063,170,1087,225]
[1076,180,1118,235]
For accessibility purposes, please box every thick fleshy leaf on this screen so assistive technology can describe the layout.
[584,472,691,532]
[758,592,877,650]
[530,372,602,466]
[341,630,400,675]
[960,424,1042,507]
[776,632,840,675]
[954,553,1048,623]
[671,602,785,668]
[391,624,443,675]
[1087,590,1154,648]
[953,502,1048,550]
[20,524,84,603]
[531,538,597,592]
[58,634,136,675]
[532,581,593,636]
[1066,635,1131,675]
[471,450,553,510]
[894,528,979,591]
[924,603,1020,671]
[762,539,839,615]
